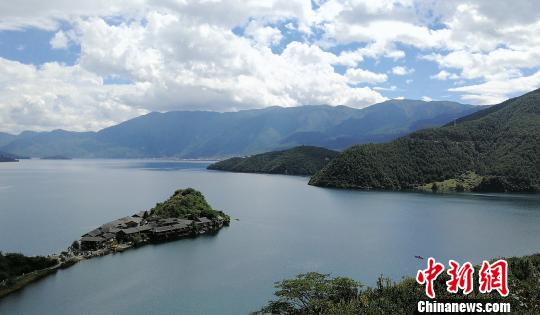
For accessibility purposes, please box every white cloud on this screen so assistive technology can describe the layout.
[244,20,283,47]
[345,68,387,84]
[50,30,69,49]
[431,70,459,80]
[374,85,397,91]
[391,66,414,76]
[421,96,433,102]
[0,58,147,133]
[1,9,391,131]
[1,1,540,130]
[449,69,540,105]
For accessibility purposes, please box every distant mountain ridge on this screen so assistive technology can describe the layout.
[0,100,480,158]
[309,89,540,192]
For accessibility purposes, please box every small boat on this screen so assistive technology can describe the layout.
[415,255,424,260]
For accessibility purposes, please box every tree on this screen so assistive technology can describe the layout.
[254,272,361,315]
[70,240,80,252]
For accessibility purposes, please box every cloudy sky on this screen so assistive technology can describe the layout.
[0,0,539,133]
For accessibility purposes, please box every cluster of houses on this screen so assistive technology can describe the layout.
[79,211,223,251]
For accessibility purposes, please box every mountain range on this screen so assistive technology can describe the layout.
[309,89,540,192]
[0,100,480,159]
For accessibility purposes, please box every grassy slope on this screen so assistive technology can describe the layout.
[207,146,339,176]
[309,89,540,192]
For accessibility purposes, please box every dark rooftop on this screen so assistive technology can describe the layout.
[81,236,104,242]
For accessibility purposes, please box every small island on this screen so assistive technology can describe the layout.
[40,155,72,160]
[0,188,230,299]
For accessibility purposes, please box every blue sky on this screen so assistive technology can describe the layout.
[0,0,539,133]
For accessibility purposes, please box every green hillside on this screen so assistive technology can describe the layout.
[309,89,540,192]
[149,188,229,222]
[208,146,339,176]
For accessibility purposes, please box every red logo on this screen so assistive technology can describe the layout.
[416,257,445,299]
[446,260,474,295]
[416,258,509,298]
[479,260,509,297]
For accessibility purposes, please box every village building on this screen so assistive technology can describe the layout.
[79,211,224,253]
[80,236,105,251]
[116,225,153,242]
[195,217,212,228]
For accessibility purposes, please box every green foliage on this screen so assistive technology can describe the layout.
[149,188,228,220]
[0,252,57,282]
[310,89,540,192]
[70,241,80,251]
[256,253,540,314]
[254,272,361,315]
[208,146,339,176]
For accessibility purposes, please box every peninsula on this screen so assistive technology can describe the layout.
[76,188,230,253]
[0,151,19,162]
[40,155,72,160]
[208,146,339,176]
[0,188,230,299]
[0,156,17,162]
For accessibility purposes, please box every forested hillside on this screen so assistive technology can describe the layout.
[310,89,540,192]
[208,146,339,176]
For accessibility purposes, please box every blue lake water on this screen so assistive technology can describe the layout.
[0,159,539,314]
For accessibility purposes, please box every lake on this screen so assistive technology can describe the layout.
[1,159,539,314]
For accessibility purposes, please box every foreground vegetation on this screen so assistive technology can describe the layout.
[255,253,540,314]
[310,89,540,192]
[0,252,58,285]
[208,146,339,176]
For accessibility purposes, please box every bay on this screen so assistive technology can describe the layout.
[0,159,539,314]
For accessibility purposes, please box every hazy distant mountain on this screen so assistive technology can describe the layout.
[0,100,481,158]
[0,132,16,147]
[310,89,540,192]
